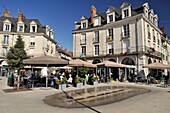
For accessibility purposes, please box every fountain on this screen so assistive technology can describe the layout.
[43,85,150,108]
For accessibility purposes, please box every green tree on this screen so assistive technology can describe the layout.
[6,35,27,70]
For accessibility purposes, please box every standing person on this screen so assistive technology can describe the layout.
[164,74,169,87]
[7,70,14,86]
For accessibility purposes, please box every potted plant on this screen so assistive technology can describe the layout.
[56,80,62,90]
[55,78,67,90]
[91,76,99,86]
[75,77,83,88]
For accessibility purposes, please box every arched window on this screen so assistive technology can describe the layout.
[122,57,135,65]
[148,58,152,64]
[109,59,116,62]
[92,59,101,64]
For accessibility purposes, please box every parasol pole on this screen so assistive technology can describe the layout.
[46,64,48,88]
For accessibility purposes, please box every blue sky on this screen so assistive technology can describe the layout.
[0,0,169,51]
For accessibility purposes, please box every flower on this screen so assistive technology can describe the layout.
[91,76,99,82]
[124,52,128,55]
[56,80,62,85]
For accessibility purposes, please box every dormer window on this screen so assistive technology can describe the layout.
[124,9,129,18]
[3,19,11,32]
[121,2,132,19]
[32,26,36,32]
[109,15,113,22]
[80,16,88,29]
[4,24,11,31]
[106,7,115,23]
[30,21,37,33]
[94,18,99,26]
[82,22,86,28]
[5,25,10,31]
[17,21,25,32]
[19,25,23,31]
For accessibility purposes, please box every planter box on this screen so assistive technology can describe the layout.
[93,81,98,86]
[76,83,83,88]
[57,84,67,90]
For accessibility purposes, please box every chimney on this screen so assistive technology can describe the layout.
[18,12,24,22]
[4,10,10,17]
[91,5,96,23]
[160,27,165,33]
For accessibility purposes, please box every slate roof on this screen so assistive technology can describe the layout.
[74,2,144,31]
[0,16,46,33]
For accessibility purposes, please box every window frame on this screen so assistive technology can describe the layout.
[124,9,129,18]
[3,35,9,45]
[94,45,99,56]
[81,46,86,56]
[123,24,130,37]
[81,33,86,44]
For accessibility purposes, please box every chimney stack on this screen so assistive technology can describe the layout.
[160,27,165,33]
[4,10,10,17]
[91,5,96,23]
[18,12,24,22]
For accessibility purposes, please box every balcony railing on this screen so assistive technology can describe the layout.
[74,45,164,58]
[106,35,113,42]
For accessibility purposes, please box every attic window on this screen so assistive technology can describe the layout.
[124,9,129,18]
[94,18,99,26]
[5,24,10,31]
[19,25,23,32]
[109,15,113,22]
[32,26,36,32]
[82,22,86,28]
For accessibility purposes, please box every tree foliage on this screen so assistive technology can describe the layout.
[6,35,27,70]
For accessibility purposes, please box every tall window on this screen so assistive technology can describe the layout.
[81,46,86,56]
[109,15,113,22]
[157,33,159,44]
[124,9,129,18]
[123,40,130,52]
[123,24,130,37]
[30,36,35,46]
[82,22,86,28]
[94,31,99,42]
[148,40,151,47]
[147,25,150,39]
[3,48,7,56]
[81,33,86,44]
[3,35,9,44]
[29,48,34,55]
[153,29,155,42]
[94,45,99,55]
[107,29,113,41]
[108,43,113,54]
[5,24,10,31]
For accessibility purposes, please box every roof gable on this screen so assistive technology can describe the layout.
[3,19,11,23]
[120,2,131,8]
[80,15,88,20]
[106,7,115,13]
[143,2,149,9]
[30,21,37,25]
